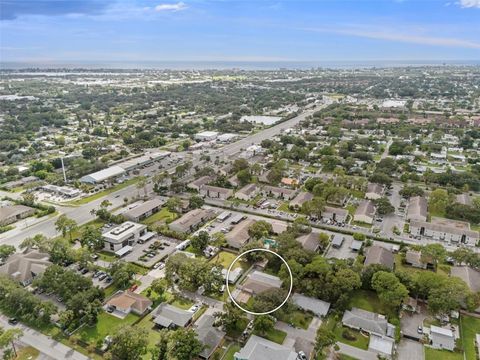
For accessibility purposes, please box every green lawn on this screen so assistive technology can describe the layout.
[69,178,139,205]
[209,251,246,270]
[277,310,313,330]
[142,208,178,226]
[135,314,162,358]
[352,221,372,229]
[339,355,359,360]
[332,324,369,350]
[253,328,287,344]
[224,344,241,360]
[78,311,139,344]
[277,202,295,213]
[461,315,480,360]
[424,347,462,360]
[170,296,194,310]
[348,290,397,320]
[16,346,40,360]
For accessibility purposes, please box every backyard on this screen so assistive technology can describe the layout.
[461,315,480,360]
[424,347,463,360]
[209,250,249,271]
[348,290,398,321]
[78,311,139,344]
[277,309,313,330]
[142,208,178,226]
[253,327,287,344]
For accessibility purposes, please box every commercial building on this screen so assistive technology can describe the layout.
[195,131,219,141]
[80,165,126,184]
[102,221,148,254]
[42,184,81,198]
[168,208,216,234]
[123,198,165,222]
[0,205,35,226]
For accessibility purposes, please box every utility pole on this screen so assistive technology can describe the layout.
[61,157,67,183]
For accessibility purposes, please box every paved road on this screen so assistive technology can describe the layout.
[0,316,90,360]
[0,106,322,248]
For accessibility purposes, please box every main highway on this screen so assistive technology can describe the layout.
[0,105,322,248]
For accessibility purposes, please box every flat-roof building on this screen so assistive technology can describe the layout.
[102,221,147,253]
[168,208,216,234]
[123,198,165,222]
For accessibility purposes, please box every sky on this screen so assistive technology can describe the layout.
[0,0,479,64]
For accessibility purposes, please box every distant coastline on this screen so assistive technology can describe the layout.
[1,60,480,71]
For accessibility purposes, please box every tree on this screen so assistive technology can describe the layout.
[109,325,148,360]
[232,158,249,173]
[399,186,424,198]
[188,195,204,209]
[55,215,77,241]
[190,231,209,253]
[20,234,50,252]
[21,192,36,206]
[428,277,470,316]
[152,328,203,360]
[109,261,136,288]
[100,199,112,209]
[301,197,325,218]
[150,278,166,297]
[166,197,182,212]
[253,315,275,335]
[0,326,23,359]
[240,241,265,262]
[236,169,252,186]
[375,197,395,215]
[248,220,272,240]
[80,225,103,250]
[136,176,148,198]
[211,232,226,247]
[371,271,409,308]
[353,232,366,241]
[214,302,243,332]
[318,233,330,251]
[314,328,335,355]
[429,188,450,216]
[421,243,446,271]
[0,245,15,261]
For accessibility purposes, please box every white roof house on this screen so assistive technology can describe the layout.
[291,293,330,317]
[430,326,455,351]
[234,335,297,360]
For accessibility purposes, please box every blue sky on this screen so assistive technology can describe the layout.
[1,0,479,63]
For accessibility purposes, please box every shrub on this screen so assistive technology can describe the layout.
[342,328,357,341]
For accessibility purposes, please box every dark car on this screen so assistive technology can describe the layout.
[8,318,18,325]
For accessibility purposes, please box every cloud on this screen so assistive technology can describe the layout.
[0,0,110,20]
[154,2,188,12]
[302,26,480,49]
[458,0,480,7]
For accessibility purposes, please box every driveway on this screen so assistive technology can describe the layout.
[397,339,424,360]
[134,268,166,294]
[275,317,322,357]
[337,343,378,360]
[0,315,90,360]
[401,310,428,340]
[325,236,357,260]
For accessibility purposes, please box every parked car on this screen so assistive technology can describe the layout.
[297,351,307,360]
[8,318,18,325]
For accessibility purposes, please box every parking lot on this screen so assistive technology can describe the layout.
[325,235,357,260]
[123,236,179,267]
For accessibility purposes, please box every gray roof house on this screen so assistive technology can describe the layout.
[194,313,226,359]
[123,198,165,222]
[169,208,216,234]
[289,192,314,209]
[295,232,320,252]
[364,245,395,270]
[406,196,428,222]
[342,307,396,338]
[234,335,297,360]
[0,250,52,286]
[152,303,193,329]
[0,205,36,226]
[291,293,330,317]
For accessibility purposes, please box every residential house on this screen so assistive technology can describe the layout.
[235,183,259,201]
[289,192,313,210]
[0,205,35,226]
[342,307,396,338]
[364,245,395,270]
[295,232,320,252]
[456,193,472,206]
[102,221,148,254]
[226,219,256,249]
[169,208,216,234]
[430,326,456,351]
[410,217,479,245]
[331,234,345,248]
[199,185,233,200]
[354,200,375,224]
[405,250,428,269]
[106,291,152,316]
[239,270,282,297]
[365,183,384,200]
[281,178,298,188]
[152,303,193,329]
[0,250,52,286]
[406,196,428,222]
[234,335,297,360]
[187,176,212,191]
[194,313,226,359]
[291,293,330,317]
[123,198,165,222]
[262,185,296,200]
[322,206,349,223]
